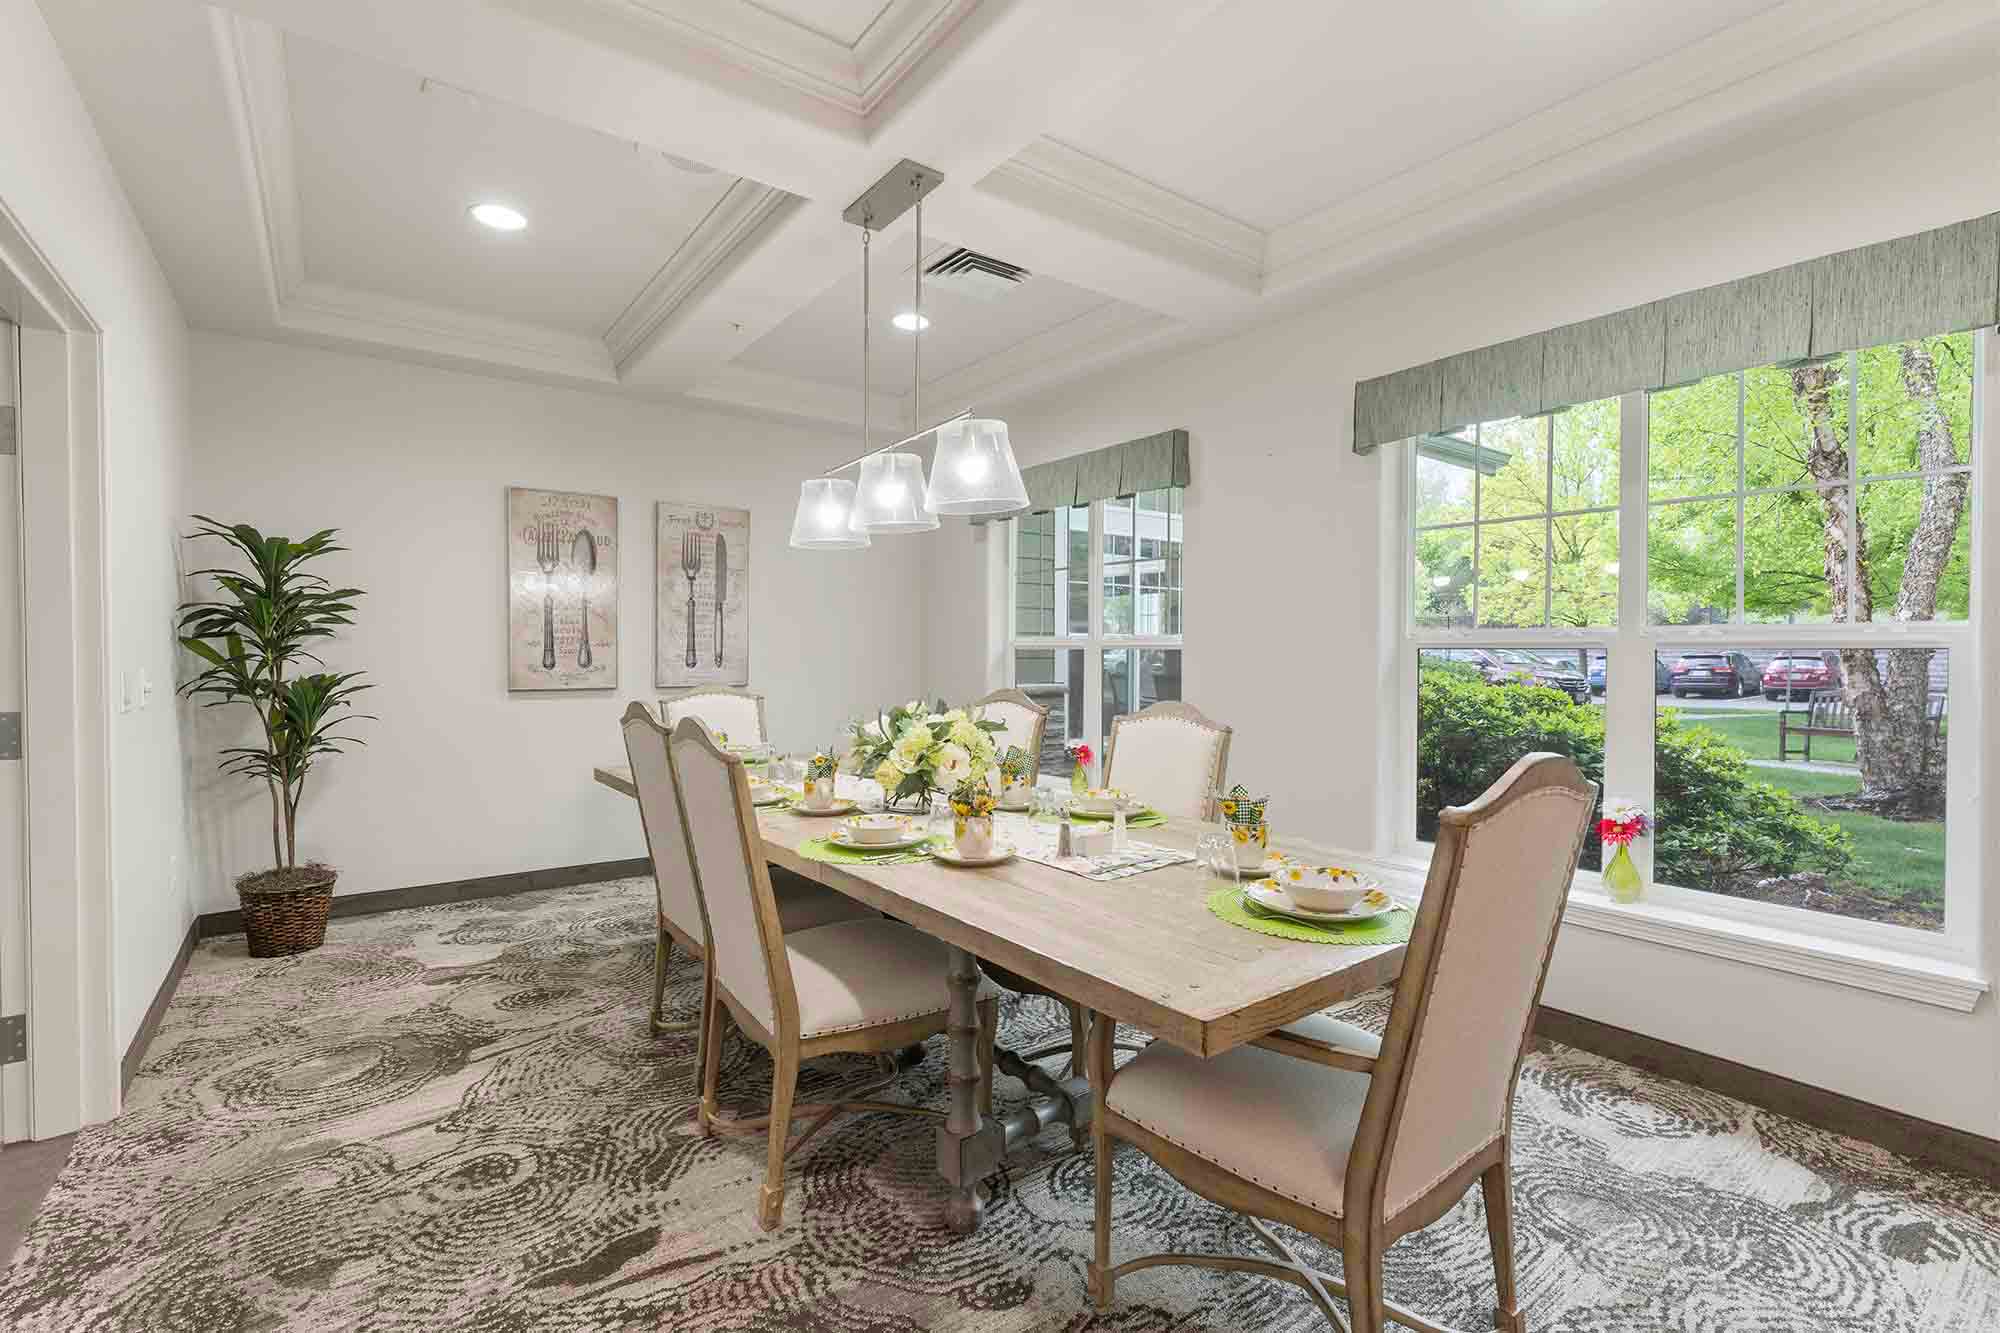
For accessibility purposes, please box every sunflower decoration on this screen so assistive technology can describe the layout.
[948,774,997,819]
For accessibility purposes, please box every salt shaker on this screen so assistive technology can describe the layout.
[1111,799,1129,853]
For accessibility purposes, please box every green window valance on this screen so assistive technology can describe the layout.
[1352,210,2000,453]
[980,429,1190,522]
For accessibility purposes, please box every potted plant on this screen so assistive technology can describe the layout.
[177,517,372,957]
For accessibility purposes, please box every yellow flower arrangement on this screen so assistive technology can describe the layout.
[1219,798,1237,818]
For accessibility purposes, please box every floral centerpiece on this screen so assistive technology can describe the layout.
[948,775,999,858]
[803,752,838,803]
[1598,801,1651,904]
[849,698,1003,812]
[1066,740,1094,795]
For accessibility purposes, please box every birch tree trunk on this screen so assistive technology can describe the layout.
[1789,346,1962,813]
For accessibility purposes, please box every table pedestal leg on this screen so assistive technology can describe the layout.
[937,945,996,1234]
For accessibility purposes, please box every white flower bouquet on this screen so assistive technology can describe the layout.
[849,697,1004,811]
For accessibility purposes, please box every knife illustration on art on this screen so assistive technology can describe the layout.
[713,533,728,668]
[572,528,595,670]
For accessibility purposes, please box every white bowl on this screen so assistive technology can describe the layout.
[1071,788,1131,816]
[1272,865,1374,913]
[844,813,915,846]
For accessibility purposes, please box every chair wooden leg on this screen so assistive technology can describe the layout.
[758,1044,799,1231]
[650,927,672,1033]
[1086,1013,1115,1311]
[1483,1150,1527,1333]
[1341,1233,1385,1333]
[697,967,724,1138]
[975,996,998,1118]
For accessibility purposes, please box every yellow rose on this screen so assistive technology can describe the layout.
[874,760,900,788]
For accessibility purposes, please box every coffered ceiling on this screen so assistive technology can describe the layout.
[41,0,2000,437]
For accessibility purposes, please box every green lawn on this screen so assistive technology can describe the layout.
[1672,708,1857,765]
[1742,760,1944,908]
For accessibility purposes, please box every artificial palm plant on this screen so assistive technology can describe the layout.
[177,517,371,954]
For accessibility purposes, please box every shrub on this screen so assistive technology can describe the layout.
[1416,666,1850,885]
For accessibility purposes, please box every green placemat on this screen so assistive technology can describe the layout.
[1206,886,1414,946]
[797,835,945,867]
[1068,807,1168,828]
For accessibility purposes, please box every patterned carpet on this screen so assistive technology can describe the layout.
[2,876,1997,1331]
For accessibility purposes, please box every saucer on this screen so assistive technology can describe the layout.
[933,843,1017,867]
[791,799,858,817]
[1243,881,1396,924]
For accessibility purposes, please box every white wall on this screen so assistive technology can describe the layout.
[0,0,195,1058]
[189,334,926,907]
[923,77,2000,1135]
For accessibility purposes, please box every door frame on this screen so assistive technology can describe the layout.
[0,196,118,1137]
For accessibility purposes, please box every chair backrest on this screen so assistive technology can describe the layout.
[619,703,703,944]
[1352,753,1596,1226]
[971,687,1048,773]
[662,688,767,746]
[669,716,795,1036]
[1103,701,1231,819]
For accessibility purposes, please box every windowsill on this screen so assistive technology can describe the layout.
[1374,850,1987,1012]
[1561,876,1988,1012]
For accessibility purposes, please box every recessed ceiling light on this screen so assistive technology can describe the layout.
[469,202,527,232]
[891,311,930,332]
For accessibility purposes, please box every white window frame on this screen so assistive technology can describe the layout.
[1391,330,1989,970]
[1007,490,1185,782]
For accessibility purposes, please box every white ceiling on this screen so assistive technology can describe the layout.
[286,33,739,339]
[736,234,1127,396]
[38,0,2000,435]
[1058,0,1791,231]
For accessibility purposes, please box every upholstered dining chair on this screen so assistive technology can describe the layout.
[619,703,872,1036]
[970,686,1048,768]
[661,686,767,746]
[1103,701,1231,820]
[671,716,1001,1231]
[1087,752,1597,1333]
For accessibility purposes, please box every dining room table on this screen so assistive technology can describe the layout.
[591,765,1422,1234]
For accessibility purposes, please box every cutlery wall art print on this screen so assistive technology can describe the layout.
[655,500,749,689]
[506,487,618,691]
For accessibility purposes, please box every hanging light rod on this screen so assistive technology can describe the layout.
[823,408,972,475]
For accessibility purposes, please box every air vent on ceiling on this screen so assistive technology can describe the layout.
[923,247,1030,300]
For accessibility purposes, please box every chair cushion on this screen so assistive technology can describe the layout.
[1105,1012,1378,1216]
[785,919,999,1039]
[772,867,878,934]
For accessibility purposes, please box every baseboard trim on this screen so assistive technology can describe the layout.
[121,920,198,1094]
[1535,1006,2000,1186]
[195,858,652,940]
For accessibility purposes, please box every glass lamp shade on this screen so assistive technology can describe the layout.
[924,417,1029,516]
[788,478,871,549]
[848,452,939,533]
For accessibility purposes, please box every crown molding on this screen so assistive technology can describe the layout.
[1262,0,1995,292]
[925,299,1175,408]
[211,9,303,307]
[281,279,615,380]
[981,138,1265,290]
[556,0,978,120]
[604,180,795,371]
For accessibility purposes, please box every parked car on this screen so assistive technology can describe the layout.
[1437,648,1591,704]
[1667,650,1760,698]
[1588,653,1672,695]
[1761,653,1838,701]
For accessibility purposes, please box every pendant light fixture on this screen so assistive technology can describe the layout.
[792,160,1027,548]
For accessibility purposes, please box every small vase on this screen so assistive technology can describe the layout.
[953,814,995,859]
[1071,762,1088,796]
[1604,843,1645,904]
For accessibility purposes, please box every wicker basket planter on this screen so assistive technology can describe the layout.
[236,865,338,958]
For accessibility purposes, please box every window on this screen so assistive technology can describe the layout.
[1011,487,1185,779]
[1404,331,1982,942]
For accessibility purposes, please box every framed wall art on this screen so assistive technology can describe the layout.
[656,501,748,688]
[507,486,618,691]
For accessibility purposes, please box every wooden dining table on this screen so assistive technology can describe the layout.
[593,765,1420,1234]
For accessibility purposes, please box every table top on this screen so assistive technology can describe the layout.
[593,765,1415,1058]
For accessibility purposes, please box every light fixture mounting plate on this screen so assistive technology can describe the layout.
[843,160,944,231]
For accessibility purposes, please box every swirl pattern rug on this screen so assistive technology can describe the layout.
[2,876,1996,1331]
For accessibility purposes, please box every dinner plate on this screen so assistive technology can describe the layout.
[932,843,1017,868]
[1069,805,1156,823]
[1243,881,1396,924]
[791,799,859,817]
[828,826,933,852]
[750,788,788,807]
